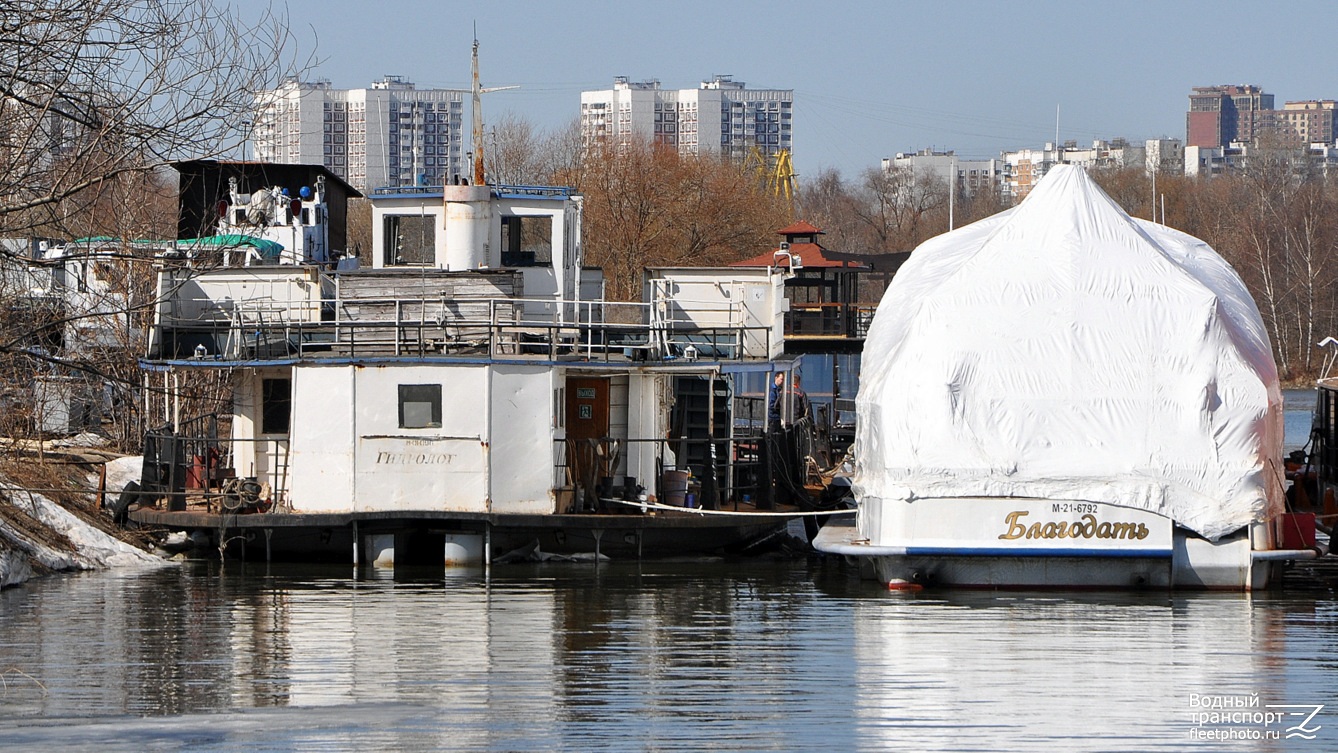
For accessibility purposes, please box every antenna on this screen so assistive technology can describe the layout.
[471,30,483,186]
[469,28,519,187]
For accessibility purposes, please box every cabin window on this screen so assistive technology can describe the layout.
[398,384,442,429]
[261,378,291,434]
[384,214,435,265]
[500,215,552,267]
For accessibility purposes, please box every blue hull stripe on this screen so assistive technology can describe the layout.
[901,547,1172,559]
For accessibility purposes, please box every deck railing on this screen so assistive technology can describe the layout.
[153,293,773,363]
[784,302,879,338]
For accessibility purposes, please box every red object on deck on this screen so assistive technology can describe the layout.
[1277,513,1317,550]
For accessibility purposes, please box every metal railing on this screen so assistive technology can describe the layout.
[154,293,773,363]
[784,302,879,338]
[141,416,290,513]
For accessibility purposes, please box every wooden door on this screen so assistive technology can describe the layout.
[565,376,609,440]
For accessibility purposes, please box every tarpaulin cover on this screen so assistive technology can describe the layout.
[853,165,1282,540]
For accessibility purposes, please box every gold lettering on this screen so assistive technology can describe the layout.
[999,510,1154,542]
[1110,522,1136,539]
[999,511,1028,540]
[1078,514,1097,538]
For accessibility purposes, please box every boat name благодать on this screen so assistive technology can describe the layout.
[997,510,1151,541]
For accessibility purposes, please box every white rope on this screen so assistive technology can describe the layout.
[601,497,855,518]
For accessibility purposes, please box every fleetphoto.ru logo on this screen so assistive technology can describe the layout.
[1189,694,1326,742]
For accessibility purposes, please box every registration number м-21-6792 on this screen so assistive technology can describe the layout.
[1051,503,1098,514]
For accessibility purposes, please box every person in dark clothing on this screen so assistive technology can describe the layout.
[767,371,785,428]
[791,374,810,423]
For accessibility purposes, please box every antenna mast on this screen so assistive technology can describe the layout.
[471,31,484,186]
[469,28,518,187]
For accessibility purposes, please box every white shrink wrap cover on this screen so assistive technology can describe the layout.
[853,165,1282,541]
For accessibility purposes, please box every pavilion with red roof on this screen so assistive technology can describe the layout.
[732,221,908,348]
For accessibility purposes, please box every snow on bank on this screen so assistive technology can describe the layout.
[0,456,171,588]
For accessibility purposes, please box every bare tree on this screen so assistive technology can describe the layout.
[537,118,585,188]
[345,198,373,265]
[0,0,307,445]
[485,112,544,186]
[795,168,863,251]
[850,164,948,254]
[570,137,790,299]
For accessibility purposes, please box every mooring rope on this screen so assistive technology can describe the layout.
[601,497,855,518]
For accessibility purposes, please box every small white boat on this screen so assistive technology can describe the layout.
[814,165,1326,589]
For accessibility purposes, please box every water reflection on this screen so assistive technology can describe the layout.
[0,561,1334,751]
[851,593,1315,750]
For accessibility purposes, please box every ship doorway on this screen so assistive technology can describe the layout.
[565,376,609,440]
[565,376,611,510]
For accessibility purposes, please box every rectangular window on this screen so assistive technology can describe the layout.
[399,384,442,429]
[500,215,553,267]
[261,378,291,434]
[384,214,435,265]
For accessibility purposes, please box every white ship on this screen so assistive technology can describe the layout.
[814,165,1326,590]
[126,168,830,565]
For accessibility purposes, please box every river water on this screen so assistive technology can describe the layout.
[0,559,1335,752]
[0,389,1330,751]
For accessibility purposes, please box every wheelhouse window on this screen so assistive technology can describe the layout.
[399,384,442,429]
[261,378,291,434]
[384,214,435,265]
[500,215,552,267]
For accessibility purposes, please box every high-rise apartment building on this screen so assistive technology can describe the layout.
[1187,86,1338,150]
[1187,85,1275,148]
[254,77,467,192]
[580,75,793,160]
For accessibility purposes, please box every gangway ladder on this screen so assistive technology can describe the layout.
[271,437,292,511]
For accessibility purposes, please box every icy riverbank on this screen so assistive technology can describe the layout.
[0,452,168,588]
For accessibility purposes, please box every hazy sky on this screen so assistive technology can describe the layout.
[248,0,1335,180]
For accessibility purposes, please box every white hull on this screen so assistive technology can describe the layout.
[813,497,1322,590]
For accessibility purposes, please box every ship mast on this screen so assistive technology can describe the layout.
[470,31,518,187]
[471,35,484,186]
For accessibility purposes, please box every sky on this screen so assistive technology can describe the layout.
[243,0,1338,180]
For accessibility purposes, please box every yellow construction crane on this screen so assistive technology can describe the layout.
[771,149,796,203]
[745,146,797,203]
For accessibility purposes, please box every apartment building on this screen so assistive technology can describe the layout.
[254,77,467,192]
[1186,85,1338,150]
[1145,138,1186,175]
[1187,85,1275,149]
[1277,100,1338,145]
[882,149,1002,196]
[580,75,793,160]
